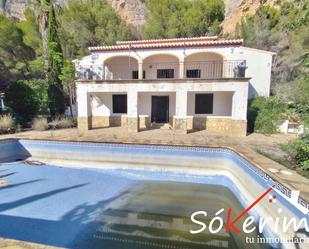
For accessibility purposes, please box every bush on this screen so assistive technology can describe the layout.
[32,117,49,131]
[4,81,39,126]
[49,116,76,129]
[284,135,309,171]
[22,79,49,115]
[248,96,288,134]
[0,114,18,134]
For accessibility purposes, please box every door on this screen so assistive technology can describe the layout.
[151,96,169,123]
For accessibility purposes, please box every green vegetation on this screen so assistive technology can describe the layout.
[236,1,309,124]
[4,81,39,125]
[0,14,35,90]
[0,0,133,129]
[284,134,309,171]
[47,3,65,117]
[59,0,133,58]
[237,1,308,168]
[248,96,288,134]
[142,0,224,38]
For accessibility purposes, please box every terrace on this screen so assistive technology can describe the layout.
[76,53,247,81]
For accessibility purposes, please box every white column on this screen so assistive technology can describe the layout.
[138,62,143,80]
[102,62,105,80]
[179,61,185,79]
[232,87,248,120]
[77,85,91,130]
[175,90,187,117]
[127,89,139,132]
[174,90,188,133]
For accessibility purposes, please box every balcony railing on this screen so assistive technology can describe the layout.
[76,60,247,81]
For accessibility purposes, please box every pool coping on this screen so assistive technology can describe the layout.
[1,137,309,212]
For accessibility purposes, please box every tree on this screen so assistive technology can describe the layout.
[47,3,65,116]
[235,2,309,107]
[22,79,49,115]
[18,8,45,78]
[30,0,53,62]
[59,0,133,58]
[4,81,39,125]
[0,14,35,90]
[60,60,76,116]
[142,0,225,39]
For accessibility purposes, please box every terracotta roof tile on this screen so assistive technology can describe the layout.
[89,38,243,52]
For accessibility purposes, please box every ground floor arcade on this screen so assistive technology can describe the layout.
[76,79,249,136]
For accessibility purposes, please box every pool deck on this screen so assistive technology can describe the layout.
[1,127,307,196]
[0,127,308,249]
[0,238,61,249]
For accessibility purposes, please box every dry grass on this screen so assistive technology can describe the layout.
[32,118,49,131]
[0,114,15,134]
[49,116,76,129]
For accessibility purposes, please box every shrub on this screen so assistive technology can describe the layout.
[32,117,49,131]
[248,96,288,134]
[4,81,39,126]
[284,135,309,171]
[22,79,49,115]
[49,116,76,129]
[0,114,17,134]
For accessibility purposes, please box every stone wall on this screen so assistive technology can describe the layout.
[188,117,246,136]
[79,115,247,136]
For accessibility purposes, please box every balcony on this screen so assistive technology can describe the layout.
[76,60,247,81]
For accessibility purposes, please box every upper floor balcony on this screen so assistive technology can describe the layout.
[75,52,247,82]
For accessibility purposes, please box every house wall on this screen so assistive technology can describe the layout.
[138,92,176,116]
[105,57,138,80]
[238,47,273,98]
[187,92,233,116]
[143,54,179,79]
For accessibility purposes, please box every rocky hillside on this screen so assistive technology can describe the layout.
[0,0,146,34]
[223,0,275,33]
[0,0,273,35]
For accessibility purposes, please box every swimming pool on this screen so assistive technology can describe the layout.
[0,139,308,249]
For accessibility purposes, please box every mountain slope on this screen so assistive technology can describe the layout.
[223,0,275,33]
[1,0,274,35]
[0,0,146,35]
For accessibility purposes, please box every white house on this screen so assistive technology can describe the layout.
[75,36,274,136]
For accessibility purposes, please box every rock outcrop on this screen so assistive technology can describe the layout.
[0,0,146,35]
[0,0,274,35]
[222,0,275,34]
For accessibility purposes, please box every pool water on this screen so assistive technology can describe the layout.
[0,162,269,249]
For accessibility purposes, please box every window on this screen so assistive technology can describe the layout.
[186,69,201,78]
[157,69,174,79]
[195,94,213,114]
[132,70,146,79]
[112,94,127,114]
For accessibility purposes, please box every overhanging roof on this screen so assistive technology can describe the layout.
[89,36,244,52]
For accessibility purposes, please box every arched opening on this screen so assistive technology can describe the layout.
[104,56,139,80]
[184,52,224,79]
[143,54,180,79]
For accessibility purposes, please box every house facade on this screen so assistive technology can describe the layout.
[75,36,274,136]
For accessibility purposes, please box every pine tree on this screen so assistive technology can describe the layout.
[47,3,65,116]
